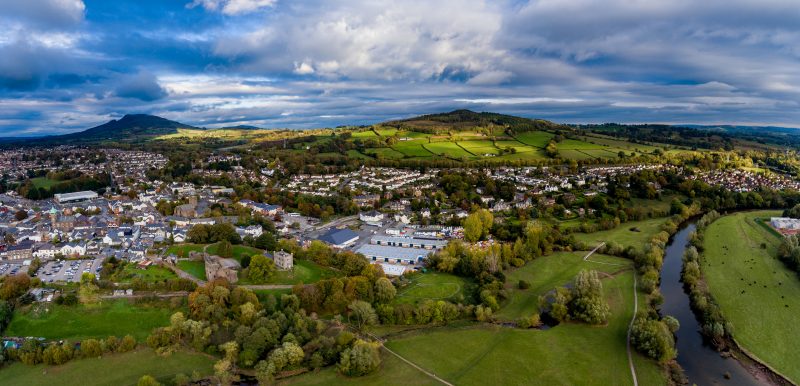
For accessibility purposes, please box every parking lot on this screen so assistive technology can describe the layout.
[36,258,104,283]
[0,261,26,277]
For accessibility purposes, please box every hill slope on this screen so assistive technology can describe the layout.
[383,109,571,133]
[60,114,201,141]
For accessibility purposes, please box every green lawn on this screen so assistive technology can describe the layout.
[5,300,176,341]
[267,259,340,285]
[423,142,473,158]
[206,243,263,263]
[177,260,206,281]
[573,217,669,251]
[383,269,665,386]
[0,348,214,386]
[165,244,205,258]
[30,177,61,189]
[394,272,469,305]
[497,251,631,320]
[118,264,177,283]
[702,210,800,383]
[514,131,554,147]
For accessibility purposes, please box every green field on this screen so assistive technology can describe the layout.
[118,264,177,283]
[351,130,378,138]
[177,260,206,281]
[514,131,554,147]
[423,142,473,158]
[702,210,800,383]
[366,147,407,159]
[0,348,214,386]
[266,259,340,285]
[392,142,433,157]
[346,149,373,160]
[497,251,631,320]
[206,243,263,263]
[165,244,205,258]
[395,272,468,305]
[383,269,665,386]
[458,141,501,156]
[573,217,668,251]
[6,300,176,341]
[558,149,596,160]
[30,177,61,189]
[494,140,535,153]
[557,139,603,149]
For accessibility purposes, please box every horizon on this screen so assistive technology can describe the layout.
[2,1,800,136]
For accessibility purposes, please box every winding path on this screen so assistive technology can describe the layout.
[626,273,639,386]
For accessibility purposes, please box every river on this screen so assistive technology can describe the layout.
[659,223,763,386]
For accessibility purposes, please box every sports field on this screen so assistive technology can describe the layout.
[702,210,800,383]
[394,272,468,305]
[6,300,177,341]
[0,348,214,386]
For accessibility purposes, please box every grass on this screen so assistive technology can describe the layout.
[351,130,378,138]
[572,217,669,251]
[266,259,340,285]
[557,139,603,150]
[458,140,502,156]
[30,177,61,189]
[177,260,206,281]
[277,348,441,386]
[394,272,468,305]
[423,142,473,158]
[392,143,433,157]
[382,267,666,386]
[206,243,263,263]
[514,131,554,147]
[366,147,407,159]
[165,244,205,258]
[497,251,632,320]
[0,348,214,386]
[118,264,177,283]
[5,300,177,341]
[701,210,800,383]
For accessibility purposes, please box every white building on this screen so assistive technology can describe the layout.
[54,191,99,204]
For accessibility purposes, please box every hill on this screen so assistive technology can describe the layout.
[60,114,201,141]
[383,109,571,134]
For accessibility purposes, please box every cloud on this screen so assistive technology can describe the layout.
[114,72,167,101]
[0,0,85,29]
[188,0,276,15]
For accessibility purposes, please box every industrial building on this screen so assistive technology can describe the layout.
[54,191,99,204]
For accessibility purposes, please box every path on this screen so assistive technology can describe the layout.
[239,284,294,290]
[582,242,606,260]
[626,274,639,386]
[101,291,189,299]
[380,344,454,386]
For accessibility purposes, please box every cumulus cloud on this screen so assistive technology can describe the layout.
[0,0,85,29]
[114,72,167,101]
[188,0,276,15]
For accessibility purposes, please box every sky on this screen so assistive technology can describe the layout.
[1,0,800,136]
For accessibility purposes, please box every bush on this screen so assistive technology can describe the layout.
[518,279,530,290]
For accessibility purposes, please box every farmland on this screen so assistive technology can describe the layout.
[701,210,800,383]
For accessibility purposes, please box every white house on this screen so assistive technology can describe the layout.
[60,243,86,257]
[245,225,263,237]
[33,244,59,260]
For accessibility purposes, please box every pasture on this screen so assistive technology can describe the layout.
[0,348,214,386]
[701,210,800,383]
[572,217,669,252]
[423,142,473,158]
[6,300,177,341]
[514,131,554,147]
[394,272,468,305]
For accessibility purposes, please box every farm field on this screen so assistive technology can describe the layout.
[513,131,554,147]
[557,139,603,149]
[572,217,669,252]
[384,269,666,386]
[494,140,534,152]
[374,128,399,137]
[394,272,469,305]
[366,147,406,159]
[458,140,501,156]
[5,300,177,341]
[497,251,631,320]
[351,130,378,138]
[0,348,214,386]
[423,142,473,158]
[346,149,373,160]
[558,149,595,160]
[177,260,206,280]
[701,210,800,383]
[391,142,432,157]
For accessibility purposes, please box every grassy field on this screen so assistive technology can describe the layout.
[266,259,340,285]
[497,251,631,320]
[165,244,205,258]
[514,131,554,147]
[366,147,407,159]
[392,143,432,157]
[394,272,469,305]
[177,260,206,281]
[0,348,214,386]
[6,300,176,341]
[572,217,668,251]
[458,140,502,156]
[557,139,603,149]
[277,348,440,386]
[206,243,263,263]
[702,210,800,383]
[31,177,61,189]
[383,268,665,386]
[118,264,177,283]
[423,142,473,158]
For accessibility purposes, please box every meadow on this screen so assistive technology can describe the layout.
[0,348,214,386]
[572,217,669,251]
[265,259,340,285]
[30,177,61,189]
[701,210,800,383]
[118,264,177,283]
[177,260,206,281]
[165,244,205,257]
[394,272,469,305]
[5,300,177,341]
[513,131,554,147]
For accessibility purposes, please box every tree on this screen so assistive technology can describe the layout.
[79,272,99,304]
[254,232,276,250]
[373,277,396,303]
[631,313,677,363]
[216,240,233,258]
[348,300,377,330]
[545,141,559,158]
[118,335,137,352]
[463,214,483,243]
[0,273,31,300]
[14,210,28,221]
[569,270,609,324]
[339,339,381,376]
[247,254,276,284]
[137,375,162,386]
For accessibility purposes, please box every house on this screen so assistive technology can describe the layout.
[359,210,384,226]
[266,250,293,271]
[60,243,86,257]
[244,225,263,237]
[33,244,59,260]
[5,242,33,260]
[353,194,380,207]
[174,204,197,218]
[54,216,76,232]
[318,228,359,248]
[103,234,123,246]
